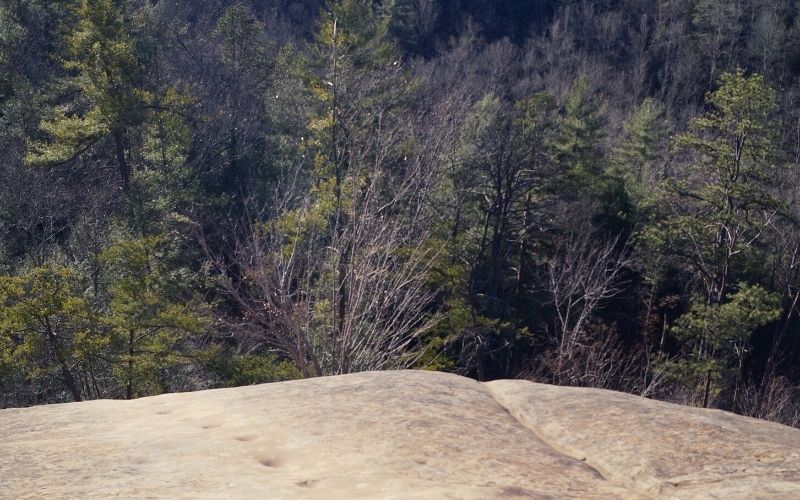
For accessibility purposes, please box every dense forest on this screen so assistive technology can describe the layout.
[3,0,800,426]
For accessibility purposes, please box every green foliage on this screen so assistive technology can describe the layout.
[422,237,476,371]
[26,0,149,164]
[640,72,784,403]
[673,283,781,352]
[515,92,557,137]
[389,0,439,53]
[661,356,725,401]
[458,93,505,173]
[551,76,606,188]
[304,0,410,170]
[0,265,103,400]
[0,6,25,103]
[318,0,394,63]
[612,98,668,209]
[544,77,631,231]
[674,69,779,205]
[206,349,301,387]
[214,4,269,69]
[666,282,780,400]
[142,86,193,171]
[101,235,207,398]
[647,70,782,302]
[28,104,109,163]
[131,85,203,233]
[64,0,149,122]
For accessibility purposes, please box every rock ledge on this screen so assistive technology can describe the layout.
[2,370,799,498]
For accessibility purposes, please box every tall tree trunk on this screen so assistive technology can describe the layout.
[126,329,135,400]
[113,129,130,191]
[44,319,82,402]
[702,368,712,408]
[56,354,83,402]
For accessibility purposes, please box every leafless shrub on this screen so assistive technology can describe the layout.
[737,376,800,428]
[524,324,668,396]
[657,376,719,410]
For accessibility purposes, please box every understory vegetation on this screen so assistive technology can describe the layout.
[3,0,800,427]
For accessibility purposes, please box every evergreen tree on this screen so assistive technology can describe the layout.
[101,235,206,399]
[612,98,668,211]
[551,76,606,193]
[0,265,103,402]
[653,70,782,304]
[670,283,780,407]
[26,0,152,190]
[0,5,25,104]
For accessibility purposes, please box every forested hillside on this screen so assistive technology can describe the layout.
[3,0,800,426]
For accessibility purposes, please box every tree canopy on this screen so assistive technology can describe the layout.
[3,0,800,428]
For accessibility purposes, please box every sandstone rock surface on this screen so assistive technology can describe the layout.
[1,370,798,499]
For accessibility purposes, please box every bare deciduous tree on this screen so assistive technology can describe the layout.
[547,222,631,384]
[204,146,440,377]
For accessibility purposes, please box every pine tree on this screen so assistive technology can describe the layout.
[101,235,206,399]
[612,98,668,210]
[0,265,104,402]
[647,70,785,407]
[669,283,780,407]
[656,69,782,304]
[551,76,606,193]
[0,6,25,104]
[26,0,152,190]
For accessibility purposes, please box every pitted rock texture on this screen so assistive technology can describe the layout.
[1,370,798,499]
